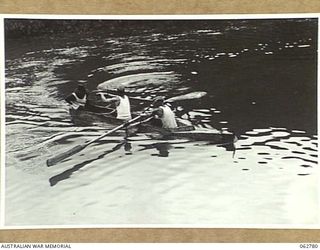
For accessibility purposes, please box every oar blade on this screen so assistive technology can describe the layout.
[166,91,207,102]
[47,144,86,167]
[46,115,143,167]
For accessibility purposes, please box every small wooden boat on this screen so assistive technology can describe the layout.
[69,108,236,144]
[47,92,235,167]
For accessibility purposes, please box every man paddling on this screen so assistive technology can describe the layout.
[97,86,132,121]
[65,82,115,114]
[149,96,178,129]
[65,83,88,110]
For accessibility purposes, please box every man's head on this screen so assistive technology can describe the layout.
[151,96,165,107]
[75,82,87,97]
[116,86,126,96]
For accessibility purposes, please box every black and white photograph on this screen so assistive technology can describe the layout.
[1,15,319,227]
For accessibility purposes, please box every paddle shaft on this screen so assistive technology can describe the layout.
[94,90,153,102]
[94,90,207,103]
[80,116,140,147]
[46,115,142,167]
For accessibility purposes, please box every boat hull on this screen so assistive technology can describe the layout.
[69,108,236,144]
[69,107,122,127]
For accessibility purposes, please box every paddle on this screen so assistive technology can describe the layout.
[166,91,207,102]
[94,90,207,103]
[93,90,153,102]
[46,115,144,167]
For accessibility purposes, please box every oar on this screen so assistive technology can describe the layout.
[93,90,207,103]
[93,90,153,102]
[166,91,207,102]
[46,115,143,167]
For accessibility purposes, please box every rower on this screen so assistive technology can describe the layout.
[65,83,88,110]
[150,96,178,129]
[97,86,132,121]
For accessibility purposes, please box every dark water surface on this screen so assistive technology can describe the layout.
[4,19,319,226]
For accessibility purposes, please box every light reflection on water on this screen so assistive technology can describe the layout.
[4,19,318,226]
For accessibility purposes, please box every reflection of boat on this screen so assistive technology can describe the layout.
[69,108,236,144]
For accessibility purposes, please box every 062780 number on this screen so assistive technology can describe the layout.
[300,244,318,248]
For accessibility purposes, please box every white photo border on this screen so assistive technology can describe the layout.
[0,13,319,230]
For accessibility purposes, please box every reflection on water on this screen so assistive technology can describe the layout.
[49,139,129,186]
[235,128,317,174]
[4,19,318,226]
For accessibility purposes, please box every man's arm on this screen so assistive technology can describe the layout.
[98,93,119,104]
[65,94,76,105]
[152,107,164,118]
